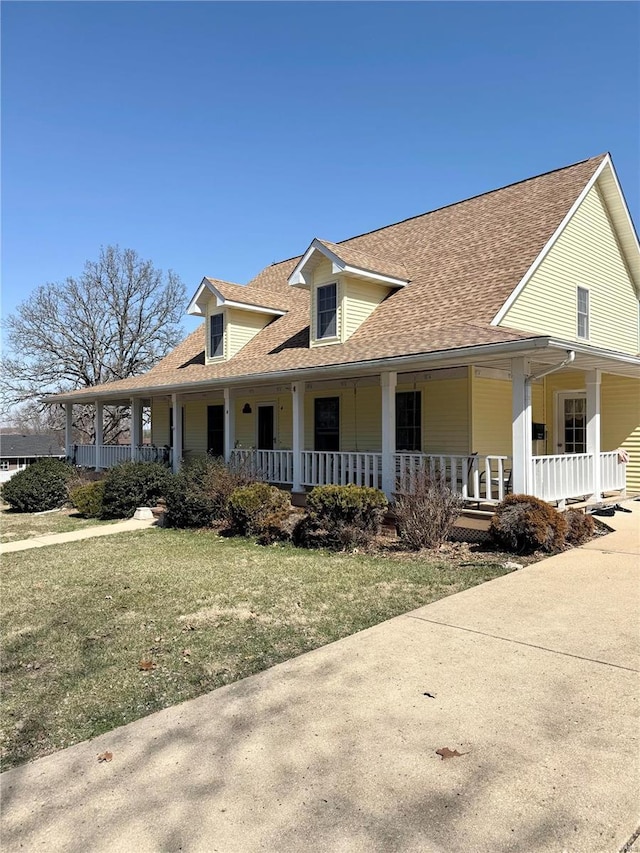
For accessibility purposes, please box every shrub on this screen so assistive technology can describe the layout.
[393,472,463,550]
[100,461,171,519]
[1,459,72,513]
[304,484,388,550]
[70,481,105,518]
[228,482,291,542]
[164,456,255,529]
[564,509,595,545]
[490,494,568,554]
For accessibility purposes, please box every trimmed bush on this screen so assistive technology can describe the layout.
[393,472,463,550]
[100,461,171,519]
[490,494,567,554]
[1,459,72,513]
[228,482,291,542]
[303,484,388,550]
[164,456,255,529]
[70,481,105,518]
[564,509,595,545]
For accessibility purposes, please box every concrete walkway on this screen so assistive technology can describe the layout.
[0,516,156,553]
[1,503,639,853]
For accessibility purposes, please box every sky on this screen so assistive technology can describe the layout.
[2,1,639,339]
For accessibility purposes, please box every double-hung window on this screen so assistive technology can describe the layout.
[317,283,337,340]
[396,391,422,452]
[577,286,589,339]
[210,313,224,358]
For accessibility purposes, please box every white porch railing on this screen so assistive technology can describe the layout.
[395,454,511,503]
[600,450,627,493]
[229,449,294,484]
[531,453,593,502]
[301,451,382,489]
[72,445,172,468]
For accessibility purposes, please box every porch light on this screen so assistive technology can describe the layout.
[242,403,252,414]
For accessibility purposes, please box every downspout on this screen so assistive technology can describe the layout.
[527,350,575,384]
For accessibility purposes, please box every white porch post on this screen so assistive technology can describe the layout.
[511,358,532,495]
[64,404,73,461]
[171,394,182,474]
[292,381,305,493]
[131,398,142,462]
[381,371,397,499]
[586,369,601,502]
[224,388,235,463]
[95,401,104,471]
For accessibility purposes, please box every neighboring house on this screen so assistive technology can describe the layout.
[46,154,640,506]
[0,434,65,483]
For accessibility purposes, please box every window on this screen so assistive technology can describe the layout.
[577,286,589,339]
[314,397,340,451]
[317,283,337,339]
[210,313,224,358]
[0,460,9,470]
[396,391,422,452]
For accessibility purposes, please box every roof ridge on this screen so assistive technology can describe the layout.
[269,153,608,268]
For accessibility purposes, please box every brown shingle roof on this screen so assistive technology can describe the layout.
[48,155,606,400]
[204,279,289,312]
[312,240,410,282]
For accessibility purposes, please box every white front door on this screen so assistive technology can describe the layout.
[556,392,587,454]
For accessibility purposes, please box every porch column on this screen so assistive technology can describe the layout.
[511,358,532,495]
[224,388,235,463]
[131,398,142,462]
[292,381,305,493]
[95,401,104,471]
[381,371,397,499]
[171,394,182,474]
[586,369,602,502]
[64,403,73,461]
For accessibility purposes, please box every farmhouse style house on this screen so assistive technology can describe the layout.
[48,154,640,506]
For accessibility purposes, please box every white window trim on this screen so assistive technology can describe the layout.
[576,285,590,340]
[207,310,226,362]
[312,280,341,346]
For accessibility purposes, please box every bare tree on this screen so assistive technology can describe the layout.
[1,246,186,442]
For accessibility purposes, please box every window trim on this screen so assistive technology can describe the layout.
[316,282,339,342]
[576,285,589,340]
[209,311,225,360]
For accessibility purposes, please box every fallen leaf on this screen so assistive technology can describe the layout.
[436,747,469,760]
[182,649,191,657]
[181,624,196,632]
[138,659,156,671]
[97,751,113,762]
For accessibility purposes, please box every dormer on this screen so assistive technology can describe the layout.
[288,239,410,347]
[187,278,287,364]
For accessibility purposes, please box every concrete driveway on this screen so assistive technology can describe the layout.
[2,503,639,853]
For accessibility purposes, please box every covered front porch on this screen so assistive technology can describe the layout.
[62,345,637,507]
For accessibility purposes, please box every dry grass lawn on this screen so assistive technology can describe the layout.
[1,527,516,770]
[0,507,114,543]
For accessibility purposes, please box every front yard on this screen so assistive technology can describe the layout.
[1,527,517,770]
[0,506,114,543]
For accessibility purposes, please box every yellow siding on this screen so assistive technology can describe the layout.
[343,279,390,340]
[601,375,640,493]
[151,399,170,446]
[225,308,272,359]
[471,374,544,456]
[421,376,470,454]
[500,184,639,354]
[182,400,210,457]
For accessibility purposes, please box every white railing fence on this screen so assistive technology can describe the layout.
[301,451,382,489]
[229,449,294,484]
[395,454,511,503]
[600,451,627,493]
[72,445,172,469]
[531,453,593,502]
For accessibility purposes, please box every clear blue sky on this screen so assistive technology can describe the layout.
[2,1,639,337]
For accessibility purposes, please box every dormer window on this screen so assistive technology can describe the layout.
[209,312,225,359]
[317,283,337,339]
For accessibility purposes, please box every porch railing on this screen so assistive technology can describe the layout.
[395,454,511,503]
[531,453,593,502]
[301,451,382,489]
[72,445,171,468]
[600,450,627,493]
[229,449,294,484]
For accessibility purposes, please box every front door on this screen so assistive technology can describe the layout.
[556,393,586,454]
[207,405,224,457]
[257,405,275,450]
